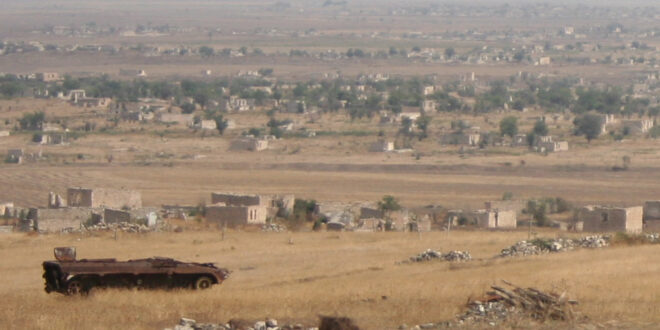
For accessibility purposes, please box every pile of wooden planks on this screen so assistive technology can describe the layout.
[486,280,578,322]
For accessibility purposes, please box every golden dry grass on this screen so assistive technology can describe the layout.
[1,230,660,329]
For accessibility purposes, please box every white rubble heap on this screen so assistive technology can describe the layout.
[261,223,288,232]
[169,317,316,330]
[499,235,610,257]
[82,221,169,233]
[404,249,472,263]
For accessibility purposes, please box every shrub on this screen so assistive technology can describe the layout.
[555,197,572,213]
[611,232,648,246]
[378,195,401,212]
[19,111,45,130]
[292,199,318,223]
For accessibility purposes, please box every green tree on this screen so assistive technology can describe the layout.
[365,94,382,111]
[513,50,526,62]
[573,112,603,143]
[388,46,398,56]
[199,46,214,57]
[213,115,228,135]
[538,84,572,109]
[416,115,431,140]
[499,116,518,137]
[0,81,22,98]
[19,111,45,130]
[180,103,195,114]
[193,92,210,109]
[293,83,307,97]
[526,132,536,147]
[533,204,548,227]
[378,195,401,212]
[399,117,413,135]
[533,120,548,136]
[258,68,273,76]
[444,47,456,59]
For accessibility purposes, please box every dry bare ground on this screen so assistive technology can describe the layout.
[1,230,659,329]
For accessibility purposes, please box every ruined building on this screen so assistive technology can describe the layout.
[576,205,643,233]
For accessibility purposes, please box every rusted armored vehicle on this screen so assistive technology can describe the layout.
[42,247,230,295]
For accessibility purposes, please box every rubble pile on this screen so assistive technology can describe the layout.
[500,235,610,257]
[262,223,288,232]
[85,222,149,233]
[168,317,317,330]
[408,281,579,328]
[456,281,577,326]
[405,249,472,263]
[499,240,544,257]
[409,249,442,262]
[81,221,169,233]
[577,235,610,248]
[441,250,473,262]
[644,233,660,243]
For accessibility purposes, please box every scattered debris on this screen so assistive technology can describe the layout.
[262,223,288,232]
[71,221,170,234]
[500,235,610,257]
[404,249,472,263]
[167,317,320,330]
[441,251,473,262]
[645,233,660,243]
[84,222,151,233]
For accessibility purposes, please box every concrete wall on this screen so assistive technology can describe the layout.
[579,206,643,233]
[360,207,384,219]
[211,193,294,218]
[31,207,96,232]
[643,201,660,220]
[196,120,217,130]
[369,140,394,152]
[623,120,654,134]
[67,188,142,209]
[104,208,131,224]
[494,210,517,228]
[211,193,263,207]
[473,210,516,228]
[408,218,432,232]
[356,218,384,232]
[158,113,194,125]
[104,207,158,224]
[206,205,267,226]
[485,200,526,214]
[230,138,268,151]
[473,211,493,228]
[389,210,410,231]
[67,188,93,207]
[442,133,480,146]
[538,141,569,152]
[0,202,14,216]
[645,220,660,231]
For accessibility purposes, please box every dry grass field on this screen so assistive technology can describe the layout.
[1,230,660,329]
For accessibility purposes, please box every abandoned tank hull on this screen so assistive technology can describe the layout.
[43,247,230,295]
